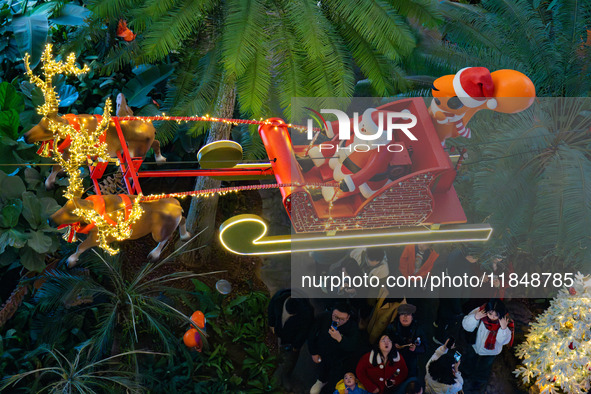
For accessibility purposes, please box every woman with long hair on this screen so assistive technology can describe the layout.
[461,298,514,390]
[356,334,408,393]
[425,340,463,393]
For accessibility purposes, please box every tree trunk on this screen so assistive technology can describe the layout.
[182,75,236,267]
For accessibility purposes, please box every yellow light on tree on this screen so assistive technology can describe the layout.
[514,273,591,394]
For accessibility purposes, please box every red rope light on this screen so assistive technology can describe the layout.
[114,116,322,132]
[138,182,337,202]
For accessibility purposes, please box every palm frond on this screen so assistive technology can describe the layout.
[157,49,223,143]
[222,0,267,77]
[135,0,181,19]
[531,145,591,262]
[390,0,442,28]
[236,30,272,117]
[284,0,334,60]
[33,271,112,313]
[139,0,206,63]
[338,20,396,96]
[101,41,142,74]
[89,0,143,19]
[438,1,504,53]
[326,0,416,60]
[232,126,267,160]
[268,8,311,118]
[90,305,118,358]
[323,24,355,97]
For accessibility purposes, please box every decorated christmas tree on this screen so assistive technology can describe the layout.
[515,273,591,394]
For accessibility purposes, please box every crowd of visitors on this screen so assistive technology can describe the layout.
[268,246,515,394]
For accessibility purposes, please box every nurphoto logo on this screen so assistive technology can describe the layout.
[306,107,418,153]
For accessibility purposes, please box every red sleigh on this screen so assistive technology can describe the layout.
[90,98,491,255]
[219,98,492,255]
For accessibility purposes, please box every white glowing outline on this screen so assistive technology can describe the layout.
[219,215,493,256]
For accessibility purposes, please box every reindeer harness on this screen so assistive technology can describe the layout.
[58,194,133,242]
[37,114,105,157]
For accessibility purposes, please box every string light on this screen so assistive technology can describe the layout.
[48,104,113,200]
[72,197,144,255]
[24,45,89,117]
[138,182,337,202]
[514,274,591,393]
[25,45,113,200]
[115,115,322,134]
[26,46,138,250]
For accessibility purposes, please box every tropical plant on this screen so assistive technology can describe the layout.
[415,0,591,96]
[412,0,591,270]
[0,341,158,393]
[461,99,591,270]
[0,0,91,83]
[0,169,62,272]
[32,243,214,361]
[82,0,441,121]
[188,279,277,392]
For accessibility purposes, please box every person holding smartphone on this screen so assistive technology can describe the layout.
[424,338,463,394]
[461,298,514,390]
[309,303,361,394]
[356,334,408,393]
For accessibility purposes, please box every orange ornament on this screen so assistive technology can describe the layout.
[117,20,136,42]
[191,310,206,329]
[183,328,201,348]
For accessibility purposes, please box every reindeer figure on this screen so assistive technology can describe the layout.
[51,194,191,268]
[22,45,165,190]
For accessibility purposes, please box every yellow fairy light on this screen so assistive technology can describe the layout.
[24,44,89,117]
[73,197,144,255]
[46,99,113,200]
[25,45,148,254]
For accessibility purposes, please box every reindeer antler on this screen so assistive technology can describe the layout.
[50,99,113,200]
[23,44,115,199]
[24,44,89,116]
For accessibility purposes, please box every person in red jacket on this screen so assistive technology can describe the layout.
[356,334,408,393]
[399,244,439,278]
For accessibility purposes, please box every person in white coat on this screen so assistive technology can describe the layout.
[425,339,463,394]
[460,299,513,390]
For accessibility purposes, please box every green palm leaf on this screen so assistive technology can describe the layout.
[284,0,334,60]
[139,0,206,62]
[89,0,142,20]
[531,146,591,263]
[391,0,442,28]
[326,0,416,60]
[271,29,311,118]
[236,29,271,117]
[338,21,396,95]
[222,0,267,77]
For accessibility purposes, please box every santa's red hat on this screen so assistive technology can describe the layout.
[453,67,498,109]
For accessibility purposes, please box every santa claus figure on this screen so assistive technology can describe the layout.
[305,108,411,202]
[429,67,536,144]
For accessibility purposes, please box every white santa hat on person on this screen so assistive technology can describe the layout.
[453,67,498,110]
